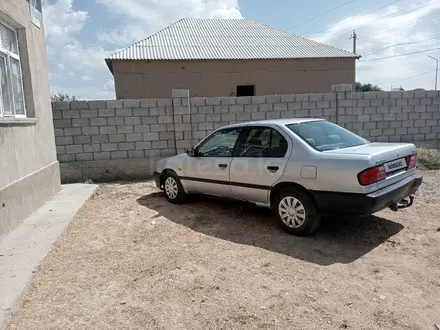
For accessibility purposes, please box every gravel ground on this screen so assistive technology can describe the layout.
[6,171,440,330]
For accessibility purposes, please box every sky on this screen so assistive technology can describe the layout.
[42,0,440,99]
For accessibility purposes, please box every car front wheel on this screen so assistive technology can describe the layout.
[163,172,187,204]
[274,188,320,236]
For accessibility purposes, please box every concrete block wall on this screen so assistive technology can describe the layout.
[52,87,440,182]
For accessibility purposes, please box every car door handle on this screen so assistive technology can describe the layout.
[218,164,228,169]
[267,166,279,172]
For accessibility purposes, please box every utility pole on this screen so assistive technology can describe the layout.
[427,55,438,90]
[349,29,358,54]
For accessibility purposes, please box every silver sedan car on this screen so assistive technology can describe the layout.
[154,119,423,235]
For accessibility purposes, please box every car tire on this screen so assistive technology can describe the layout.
[163,171,187,204]
[273,188,321,236]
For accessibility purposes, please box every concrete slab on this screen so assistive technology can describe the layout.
[0,183,98,330]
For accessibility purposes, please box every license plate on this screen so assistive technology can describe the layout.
[384,158,407,173]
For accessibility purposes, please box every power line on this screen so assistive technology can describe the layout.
[286,0,359,31]
[359,46,440,62]
[376,70,436,86]
[363,36,440,55]
[311,0,404,36]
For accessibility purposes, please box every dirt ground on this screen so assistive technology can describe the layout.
[6,171,440,330]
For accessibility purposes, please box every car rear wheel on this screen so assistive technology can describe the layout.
[163,172,187,204]
[274,188,320,236]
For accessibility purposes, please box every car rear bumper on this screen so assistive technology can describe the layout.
[153,171,161,189]
[312,173,423,215]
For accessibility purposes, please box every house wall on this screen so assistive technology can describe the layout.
[111,58,356,99]
[51,87,440,183]
[0,0,60,235]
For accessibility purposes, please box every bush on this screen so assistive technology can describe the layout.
[417,148,440,170]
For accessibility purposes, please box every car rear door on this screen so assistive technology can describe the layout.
[229,125,292,204]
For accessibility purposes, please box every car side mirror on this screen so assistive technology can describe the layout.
[186,147,196,157]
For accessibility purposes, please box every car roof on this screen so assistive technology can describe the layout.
[220,118,325,130]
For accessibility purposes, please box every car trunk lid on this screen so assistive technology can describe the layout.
[324,142,417,188]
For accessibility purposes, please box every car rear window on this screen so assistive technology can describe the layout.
[286,121,367,151]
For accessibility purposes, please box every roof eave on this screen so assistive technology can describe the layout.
[105,58,114,75]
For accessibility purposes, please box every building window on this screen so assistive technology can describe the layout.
[236,85,255,97]
[0,21,25,118]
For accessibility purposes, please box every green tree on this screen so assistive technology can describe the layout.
[355,82,382,92]
[51,91,77,102]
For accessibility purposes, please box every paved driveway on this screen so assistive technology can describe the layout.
[6,172,440,330]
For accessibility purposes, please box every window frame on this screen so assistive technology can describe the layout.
[0,19,26,118]
[233,126,289,158]
[194,127,244,158]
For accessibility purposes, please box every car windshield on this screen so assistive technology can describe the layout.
[286,121,368,151]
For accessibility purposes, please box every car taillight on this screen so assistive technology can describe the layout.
[405,154,417,169]
[358,165,387,186]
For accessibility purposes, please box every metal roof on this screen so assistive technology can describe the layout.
[106,18,358,62]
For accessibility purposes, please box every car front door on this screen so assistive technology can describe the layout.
[182,127,243,198]
[229,125,292,204]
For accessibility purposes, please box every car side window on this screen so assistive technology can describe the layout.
[196,127,242,157]
[236,127,288,158]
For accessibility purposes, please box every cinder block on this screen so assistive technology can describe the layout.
[310,94,324,102]
[414,90,427,98]
[266,111,281,119]
[52,110,62,120]
[57,154,75,162]
[390,106,402,114]
[364,122,376,130]
[70,101,88,110]
[331,84,352,92]
[396,98,408,106]
[259,104,273,112]
[66,144,83,154]
[295,94,309,102]
[62,110,80,119]
[409,112,419,120]
[204,97,221,106]
[408,127,419,134]
[317,101,330,108]
[117,125,134,134]
[80,110,98,118]
[122,99,140,108]
[421,112,433,120]
[140,116,157,125]
[288,102,302,110]
[295,110,309,117]
[357,115,370,122]
[402,91,415,98]
[221,113,236,122]
[244,104,259,113]
[54,129,64,137]
[251,112,265,120]
[323,93,336,101]
[109,134,126,143]
[230,105,244,113]
[150,124,167,132]
[172,89,189,98]
[176,140,192,149]
[420,126,431,134]
[157,99,172,107]
[55,136,73,145]
[73,135,92,144]
[92,135,109,143]
[133,108,149,116]
[370,99,383,107]
[143,132,160,140]
[421,98,432,105]
[160,132,175,140]
[191,97,206,106]
[383,113,396,121]
[64,127,82,136]
[274,103,288,111]
[99,126,117,134]
[280,94,295,103]
[90,117,107,126]
[118,142,135,151]
[106,117,123,126]
[84,144,101,153]
[370,129,383,137]
[72,118,89,127]
[88,100,106,109]
[191,114,205,123]
[111,151,128,159]
[214,105,229,114]
[99,108,115,117]
[53,119,72,128]
[415,105,426,113]
[408,98,420,106]
[324,108,336,116]
[390,92,402,99]
[157,115,172,124]
[355,100,368,107]
[93,152,111,160]
[310,109,323,117]
[174,106,189,115]
[141,99,157,107]
[153,141,168,149]
[389,136,402,142]
[76,153,94,161]
[426,133,437,140]
[280,111,295,119]
[371,114,383,121]
[384,128,395,135]
[56,146,65,154]
[101,143,118,152]
[173,98,182,107]
[266,95,281,103]
[390,121,402,128]
[115,108,133,117]
[413,134,425,141]
[52,102,70,110]
[199,122,214,130]
[221,97,236,105]
[376,136,389,142]
[402,120,414,127]
[128,150,145,158]
[427,119,438,126]
[383,99,396,107]
[135,141,152,150]
[237,113,251,121]
[251,96,265,104]
[427,105,438,112]
[125,116,141,125]
[126,133,142,142]
[106,100,123,108]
